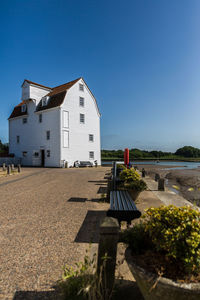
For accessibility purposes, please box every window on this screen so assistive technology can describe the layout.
[21,104,26,113]
[42,97,49,106]
[47,150,50,157]
[89,151,94,159]
[39,114,42,123]
[17,136,20,143]
[23,118,27,124]
[80,113,85,124]
[34,152,39,157]
[63,131,69,148]
[89,134,94,142]
[46,131,50,140]
[22,151,27,157]
[79,83,84,91]
[79,97,84,107]
[63,111,69,128]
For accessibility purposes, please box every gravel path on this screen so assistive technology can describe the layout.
[0,167,110,300]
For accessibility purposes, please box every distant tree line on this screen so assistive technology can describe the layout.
[101,146,200,160]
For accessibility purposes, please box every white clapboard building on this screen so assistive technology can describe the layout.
[9,78,101,167]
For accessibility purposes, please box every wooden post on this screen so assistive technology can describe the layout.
[11,164,14,171]
[97,217,119,299]
[17,164,21,173]
[7,165,11,175]
[113,162,117,191]
[155,173,160,182]
[142,168,146,177]
[158,178,165,191]
[2,163,6,171]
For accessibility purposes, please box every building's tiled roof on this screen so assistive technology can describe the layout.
[9,78,80,119]
[9,77,100,119]
[8,101,28,119]
[48,78,81,96]
[36,91,66,112]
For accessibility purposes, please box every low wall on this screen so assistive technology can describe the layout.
[0,157,21,166]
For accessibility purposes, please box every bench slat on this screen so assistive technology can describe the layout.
[110,191,114,210]
[125,191,137,210]
[119,190,129,210]
[116,191,124,210]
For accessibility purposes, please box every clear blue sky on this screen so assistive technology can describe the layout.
[1,0,200,151]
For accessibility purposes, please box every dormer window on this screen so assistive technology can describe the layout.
[42,96,49,107]
[21,104,26,113]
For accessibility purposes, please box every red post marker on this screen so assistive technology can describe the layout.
[124,148,129,168]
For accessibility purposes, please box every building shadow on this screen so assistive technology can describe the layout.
[74,210,107,243]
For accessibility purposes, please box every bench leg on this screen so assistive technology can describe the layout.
[127,220,132,228]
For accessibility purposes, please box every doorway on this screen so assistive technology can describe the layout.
[41,150,45,167]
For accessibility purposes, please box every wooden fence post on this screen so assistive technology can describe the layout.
[97,217,119,299]
[17,164,21,173]
[158,178,165,191]
[7,165,11,175]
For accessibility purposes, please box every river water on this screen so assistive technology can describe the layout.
[102,161,200,170]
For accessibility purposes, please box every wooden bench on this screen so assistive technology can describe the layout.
[107,190,141,226]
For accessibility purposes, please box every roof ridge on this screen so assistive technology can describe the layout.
[52,77,81,89]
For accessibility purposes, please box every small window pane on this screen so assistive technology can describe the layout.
[17,136,20,143]
[79,97,84,107]
[79,84,84,91]
[47,150,50,157]
[89,151,94,159]
[21,104,26,113]
[39,114,42,123]
[63,131,69,148]
[23,118,27,124]
[80,114,85,123]
[89,134,94,142]
[46,131,50,140]
[22,151,27,157]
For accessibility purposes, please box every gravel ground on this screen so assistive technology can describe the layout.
[0,167,110,300]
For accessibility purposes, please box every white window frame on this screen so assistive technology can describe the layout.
[63,131,69,148]
[79,97,84,107]
[89,134,94,142]
[63,111,69,128]
[21,104,26,113]
[89,151,94,159]
[42,97,49,106]
[80,113,85,124]
[79,83,84,91]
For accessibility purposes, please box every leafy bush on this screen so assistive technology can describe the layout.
[124,180,147,191]
[116,164,126,170]
[119,168,140,182]
[119,168,147,191]
[122,205,200,275]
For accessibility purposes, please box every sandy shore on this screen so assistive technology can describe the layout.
[135,164,200,206]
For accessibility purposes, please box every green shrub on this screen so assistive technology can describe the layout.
[116,164,126,170]
[122,205,200,275]
[119,168,140,182]
[119,168,147,192]
[124,180,147,191]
